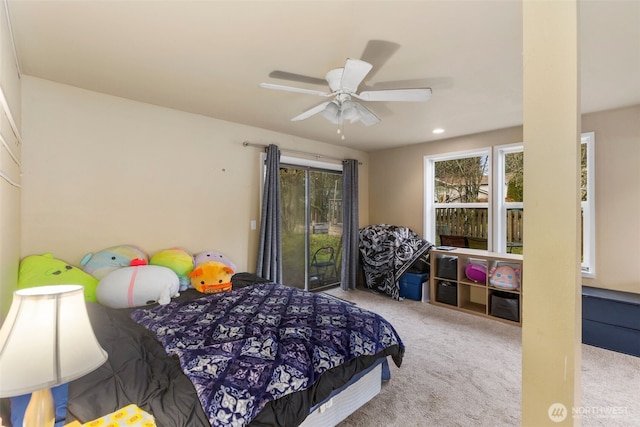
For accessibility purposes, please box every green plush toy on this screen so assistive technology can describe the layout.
[18,253,99,302]
[149,248,194,291]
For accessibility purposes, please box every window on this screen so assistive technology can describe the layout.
[494,143,524,254]
[425,132,595,276]
[581,132,595,277]
[425,149,491,249]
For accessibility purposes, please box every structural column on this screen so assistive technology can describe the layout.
[522,1,582,425]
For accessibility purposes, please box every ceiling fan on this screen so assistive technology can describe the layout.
[259,58,432,128]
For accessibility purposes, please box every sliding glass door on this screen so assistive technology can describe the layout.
[280,164,342,291]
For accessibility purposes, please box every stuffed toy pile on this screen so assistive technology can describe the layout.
[17,246,238,309]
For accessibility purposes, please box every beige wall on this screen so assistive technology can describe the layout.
[582,107,640,293]
[10,80,640,296]
[20,76,369,273]
[368,105,640,294]
[0,1,21,321]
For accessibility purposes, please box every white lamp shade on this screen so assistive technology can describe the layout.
[0,285,108,397]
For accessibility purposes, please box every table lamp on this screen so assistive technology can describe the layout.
[0,285,108,427]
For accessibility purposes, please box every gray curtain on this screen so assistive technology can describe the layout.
[256,144,283,283]
[340,159,359,290]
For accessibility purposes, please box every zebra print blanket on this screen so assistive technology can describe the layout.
[359,224,433,300]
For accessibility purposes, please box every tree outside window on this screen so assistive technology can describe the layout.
[430,152,490,248]
[425,134,594,276]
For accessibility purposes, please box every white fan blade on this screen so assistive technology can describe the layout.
[355,88,432,102]
[259,83,331,97]
[352,103,380,126]
[340,59,373,93]
[291,101,331,121]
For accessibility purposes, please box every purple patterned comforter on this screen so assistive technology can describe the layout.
[131,283,404,427]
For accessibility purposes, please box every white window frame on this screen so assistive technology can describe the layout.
[425,133,595,278]
[424,148,492,245]
[581,132,595,278]
[493,143,524,253]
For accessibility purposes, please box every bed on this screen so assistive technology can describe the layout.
[65,279,404,427]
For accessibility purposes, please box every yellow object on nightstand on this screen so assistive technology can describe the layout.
[66,404,156,426]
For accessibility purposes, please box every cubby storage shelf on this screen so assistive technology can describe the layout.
[430,248,523,326]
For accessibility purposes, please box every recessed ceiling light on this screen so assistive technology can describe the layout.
[432,128,445,134]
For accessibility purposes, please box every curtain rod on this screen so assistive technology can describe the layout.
[242,141,362,165]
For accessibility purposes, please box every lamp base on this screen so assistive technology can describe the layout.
[23,388,55,427]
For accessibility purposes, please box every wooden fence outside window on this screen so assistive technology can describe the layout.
[435,207,523,244]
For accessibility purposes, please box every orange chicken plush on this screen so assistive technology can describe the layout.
[188,261,234,294]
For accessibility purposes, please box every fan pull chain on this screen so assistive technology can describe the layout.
[337,122,345,140]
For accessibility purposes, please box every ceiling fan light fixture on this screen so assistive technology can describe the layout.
[340,100,359,122]
[322,101,342,124]
[261,57,431,128]
[352,102,380,126]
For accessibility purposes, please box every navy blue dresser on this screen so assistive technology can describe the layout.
[582,286,640,357]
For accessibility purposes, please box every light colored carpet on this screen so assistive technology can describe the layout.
[325,286,640,427]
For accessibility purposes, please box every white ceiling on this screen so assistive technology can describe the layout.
[6,0,640,152]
